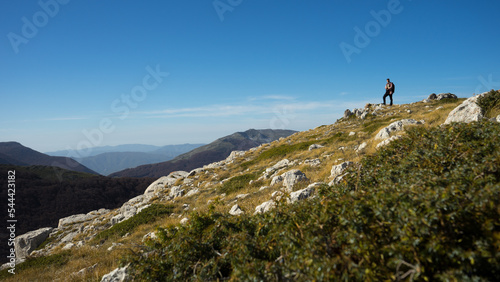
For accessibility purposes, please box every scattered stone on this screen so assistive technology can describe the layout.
[304,158,321,166]
[281,169,309,192]
[61,231,78,243]
[58,213,94,229]
[235,194,249,200]
[73,263,98,278]
[254,200,276,215]
[15,227,53,260]
[180,218,189,225]
[356,142,368,153]
[375,119,424,140]
[229,204,244,216]
[101,265,130,282]
[259,186,270,191]
[107,243,123,251]
[308,144,324,150]
[288,183,320,203]
[169,186,185,198]
[424,93,457,103]
[225,151,246,163]
[436,93,458,100]
[62,243,75,250]
[144,171,189,194]
[330,161,354,180]
[264,159,290,178]
[142,232,157,242]
[270,175,283,186]
[188,168,204,177]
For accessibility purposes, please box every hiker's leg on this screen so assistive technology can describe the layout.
[389,94,393,106]
[383,93,387,105]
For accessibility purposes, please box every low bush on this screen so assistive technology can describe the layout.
[127,121,500,281]
[477,89,500,118]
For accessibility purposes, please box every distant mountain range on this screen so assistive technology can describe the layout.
[46,143,203,158]
[0,142,97,174]
[47,144,204,175]
[110,129,297,178]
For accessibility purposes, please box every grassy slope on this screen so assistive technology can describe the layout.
[3,98,499,281]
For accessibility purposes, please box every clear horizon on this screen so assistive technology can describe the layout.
[2,0,499,153]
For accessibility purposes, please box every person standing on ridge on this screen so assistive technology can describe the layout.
[383,78,395,106]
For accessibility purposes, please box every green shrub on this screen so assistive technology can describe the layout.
[127,121,500,281]
[93,204,174,242]
[477,89,500,118]
[219,173,258,194]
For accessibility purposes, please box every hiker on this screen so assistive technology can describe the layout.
[383,78,395,106]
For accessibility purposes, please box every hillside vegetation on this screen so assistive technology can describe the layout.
[2,93,499,281]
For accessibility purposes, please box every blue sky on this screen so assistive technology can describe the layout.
[1,0,499,153]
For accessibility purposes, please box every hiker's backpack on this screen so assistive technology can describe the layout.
[391,82,395,93]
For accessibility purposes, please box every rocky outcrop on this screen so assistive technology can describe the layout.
[15,227,53,260]
[58,209,110,229]
[288,183,321,203]
[229,204,244,216]
[444,93,486,124]
[254,200,276,215]
[225,150,246,163]
[375,119,424,140]
[263,159,291,179]
[271,169,308,192]
[329,162,354,185]
[101,265,130,282]
[423,93,457,103]
[144,171,189,194]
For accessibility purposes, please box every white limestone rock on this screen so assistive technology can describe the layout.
[254,200,276,215]
[444,93,486,124]
[229,204,244,216]
[288,182,321,203]
[101,265,130,282]
[375,119,423,140]
[15,227,53,260]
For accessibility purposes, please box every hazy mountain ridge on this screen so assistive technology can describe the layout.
[46,143,204,158]
[0,142,97,175]
[72,144,205,175]
[109,129,297,178]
